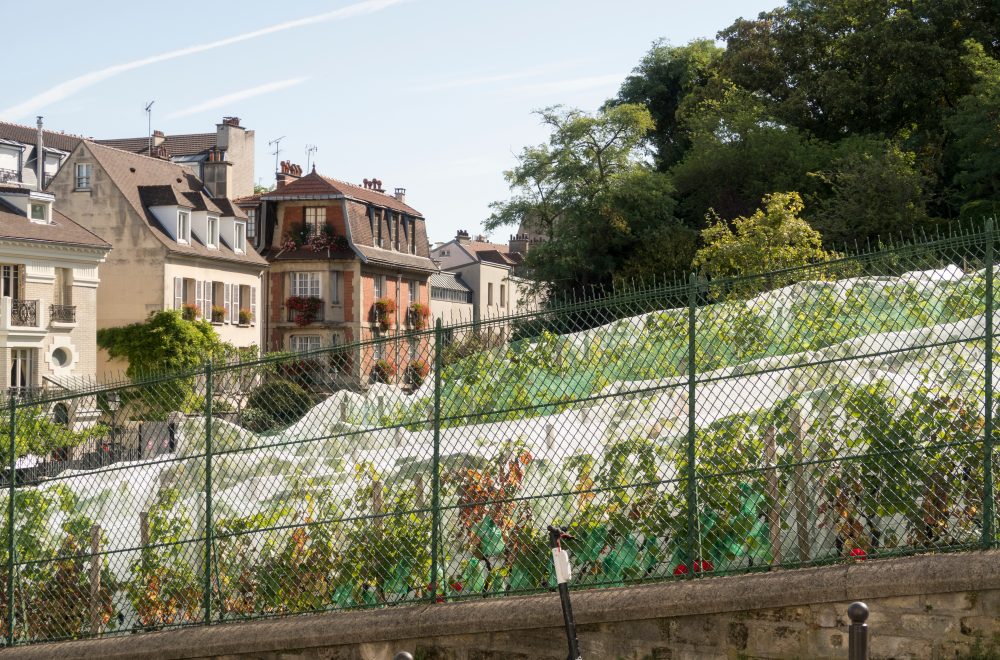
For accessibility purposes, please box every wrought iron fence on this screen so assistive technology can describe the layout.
[1,223,998,645]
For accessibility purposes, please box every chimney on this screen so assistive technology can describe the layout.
[394,187,406,203]
[275,160,303,189]
[36,116,44,191]
[456,229,470,245]
[152,130,166,147]
[221,116,240,127]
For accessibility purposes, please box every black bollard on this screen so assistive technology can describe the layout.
[847,601,869,660]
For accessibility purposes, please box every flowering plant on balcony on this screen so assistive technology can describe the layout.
[373,297,396,331]
[405,359,429,387]
[408,302,430,329]
[372,358,396,383]
[238,308,253,325]
[286,296,323,327]
[181,303,200,321]
[211,305,226,323]
[280,223,350,254]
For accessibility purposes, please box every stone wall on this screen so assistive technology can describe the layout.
[8,551,1000,660]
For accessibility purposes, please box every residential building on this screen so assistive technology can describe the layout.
[96,117,255,199]
[431,230,531,321]
[0,180,110,417]
[49,141,267,379]
[429,271,473,325]
[253,164,435,386]
[0,119,82,188]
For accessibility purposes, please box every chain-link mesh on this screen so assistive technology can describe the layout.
[1,226,997,643]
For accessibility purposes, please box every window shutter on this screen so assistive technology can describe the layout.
[173,277,182,309]
[223,282,231,323]
[250,286,257,325]
[231,284,239,324]
[195,280,203,317]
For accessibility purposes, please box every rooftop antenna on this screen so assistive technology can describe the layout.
[144,101,155,154]
[305,144,318,173]
[269,136,285,174]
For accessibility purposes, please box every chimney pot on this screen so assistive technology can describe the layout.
[394,187,406,203]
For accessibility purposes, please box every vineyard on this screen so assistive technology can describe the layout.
[1,227,998,644]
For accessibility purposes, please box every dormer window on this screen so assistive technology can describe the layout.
[29,203,46,222]
[207,216,219,249]
[177,211,191,244]
[234,222,246,253]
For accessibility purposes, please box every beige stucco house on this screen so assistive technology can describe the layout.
[0,182,110,413]
[49,141,267,379]
[0,119,82,189]
[431,230,531,322]
[428,271,474,325]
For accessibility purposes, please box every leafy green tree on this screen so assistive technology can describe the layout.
[97,310,229,376]
[693,191,839,288]
[0,406,107,463]
[486,104,688,297]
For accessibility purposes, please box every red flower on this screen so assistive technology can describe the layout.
[849,547,867,561]
[672,560,714,576]
[450,581,463,593]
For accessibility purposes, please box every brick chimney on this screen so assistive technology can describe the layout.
[275,160,302,190]
[456,229,470,245]
[152,130,165,147]
[394,187,406,203]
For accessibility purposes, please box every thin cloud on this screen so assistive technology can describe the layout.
[411,60,585,93]
[167,78,309,119]
[507,73,627,96]
[0,0,410,120]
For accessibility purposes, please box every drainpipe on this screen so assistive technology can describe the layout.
[396,272,402,385]
[35,117,44,191]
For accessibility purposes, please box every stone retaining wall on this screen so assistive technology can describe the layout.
[4,551,1000,659]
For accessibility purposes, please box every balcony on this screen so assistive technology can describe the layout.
[10,300,37,327]
[49,304,76,324]
[0,168,19,184]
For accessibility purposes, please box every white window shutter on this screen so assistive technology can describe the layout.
[230,284,238,323]
[223,283,231,323]
[195,280,203,316]
[173,277,182,309]
[250,286,257,324]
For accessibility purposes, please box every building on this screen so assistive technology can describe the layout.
[250,164,435,386]
[0,119,83,188]
[429,271,473,325]
[431,230,530,322]
[49,141,267,379]
[96,117,255,200]
[0,178,110,413]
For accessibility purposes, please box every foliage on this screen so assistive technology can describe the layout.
[404,359,429,388]
[244,379,312,431]
[408,302,430,330]
[693,192,840,294]
[281,223,349,253]
[180,303,199,321]
[211,306,225,323]
[238,308,252,325]
[286,296,322,327]
[372,359,396,384]
[947,41,1000,212]
[373,298,396,331]
[97,310,229,377]
[0,406,107,463]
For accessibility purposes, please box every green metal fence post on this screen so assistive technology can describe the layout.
[984,219,994,549]
[203,360,214,624]
[431,319,443,601]
[5,396,15,645]
[686,273,698,578]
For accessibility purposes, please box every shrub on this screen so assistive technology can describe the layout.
[211,305,226,323]
[238,308,253,325]
[374,298,396,331]
[405,359,430,387]
[245,379,312,430]
[372,358,396,384]
[181,303,200,321]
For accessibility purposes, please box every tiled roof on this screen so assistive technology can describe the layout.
[0,121,83,152]
[353,244,436,271]
[232,193,261,206]
[429,271,472,292]
[211,197,248,219]
[0,197,110,249]
[81,141,266,267]
[262,171,423,217]
[95,133,217,157]
[343,198,434,270]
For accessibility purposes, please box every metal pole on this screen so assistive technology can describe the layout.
[430,319,442,602]
[88,524,101,635]
[203,361,213,624]
[5,396,15,645]
[686,273,698,577]
[847,601,869,660]
[548,526,582,660]
[984,218,994,549]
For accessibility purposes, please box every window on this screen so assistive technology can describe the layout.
[375,209,383,247]
[409,279,417,303]
[234,221,246,253]
[431,286,471,303]
[500,284,506,307]
[51,347,70,368]
[487,283,494,306]
[10,349,34,395]
[330,271,342,305]
[75,163,92,190]
[246,209,256,239]
[54,268,73,306]
[207,216,219,248]
[29,203,45,222]
[373,274,386,299]
[177,211,191,244]
[291,272,321,298]
[290,335,321,353]
[305,207,324,237]
[1,265,20,299]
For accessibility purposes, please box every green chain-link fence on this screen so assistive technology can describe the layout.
[1,223,998,644]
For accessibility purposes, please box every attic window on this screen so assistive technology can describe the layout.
[177,211,191,244]
[29,203,47,223]
[234,222,246,254]
[207,216,219,249]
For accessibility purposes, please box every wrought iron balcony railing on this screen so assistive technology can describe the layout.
[11,300,37,327]
[0,168,19,184]
[49,304,76,323]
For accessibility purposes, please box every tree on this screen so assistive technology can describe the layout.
[97,310,229,377]
[0,406,107,463]
[486,104,688,298]
[610,39,723,169]
[693,192,839,289]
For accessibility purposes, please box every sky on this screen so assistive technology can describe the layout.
[1,0,778,245]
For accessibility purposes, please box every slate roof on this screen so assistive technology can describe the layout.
[0,196,110,249]
[81,141,266,267]
[0,121,84,152]
[95,133,217,157]
[262,171,423,217]
[429,271,472,293]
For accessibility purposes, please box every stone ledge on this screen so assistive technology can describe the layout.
[4,550,999,660]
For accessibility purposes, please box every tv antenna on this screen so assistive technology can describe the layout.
[144,101,155,154]
[269,136,285,174]
[305,144,318,173]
